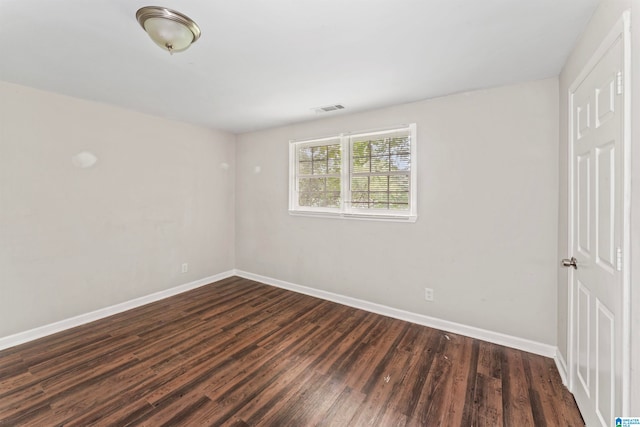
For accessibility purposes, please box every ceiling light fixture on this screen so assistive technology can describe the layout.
[136,6,201,54]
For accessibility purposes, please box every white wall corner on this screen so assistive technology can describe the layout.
[555,348,569,386]
[0,270,235,351]
[233,269,557,358]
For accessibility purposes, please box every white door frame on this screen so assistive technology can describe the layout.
[566,10,632,416]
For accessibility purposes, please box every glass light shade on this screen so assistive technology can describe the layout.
[143,17,194,52]
[136,7,201,54]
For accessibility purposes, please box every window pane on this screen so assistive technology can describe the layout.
[390,153,410,171]
[327,159,339,174]
[298,192,311,206]
[327,144,341,173]
[313,161,328,174]
[352,157,370,173]
[351,191,369,203]
[298,161,312,175]
[324,192,341,208]
[369,175,388,191]
[310,195,325,207]
[352,140,370,157]
[371,139,389,156]
[371,196,388,205]
[371,155,390,173]
[349,130,412,212]
[327,177,341,191]
[370,192,389,204]
[390,137,410,154]
[299,192,323,207]
[389,192,409,204]
[298,146,312,161]
[328,145,341,160]
[299,177,325,192]
[312,146,327,160]
[389,175,409,191]
[296,142,342,208]
[351,176,368,191]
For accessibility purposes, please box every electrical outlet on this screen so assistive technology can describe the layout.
[181,263,188,273]
[424,288,434,301]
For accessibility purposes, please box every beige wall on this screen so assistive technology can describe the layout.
[236,78,559,345]
[0,81,236,337]
[558,0,639,412]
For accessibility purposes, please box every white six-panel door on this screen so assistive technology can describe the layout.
[569,27,627,427]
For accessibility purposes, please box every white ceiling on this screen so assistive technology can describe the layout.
[0,0,598,134]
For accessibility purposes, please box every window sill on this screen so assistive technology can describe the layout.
[288,210,417,223]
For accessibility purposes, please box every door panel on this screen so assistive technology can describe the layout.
[577,280,590,394]
[595,75,615,126]
[570,35,624,426]
[577,101,591,139]
[595,143,615,271]
[577,153,591,256]
[595,300,615,426]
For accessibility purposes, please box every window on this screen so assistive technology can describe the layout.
[289,124,417,221]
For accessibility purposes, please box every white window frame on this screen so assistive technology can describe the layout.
[288,124,417,222]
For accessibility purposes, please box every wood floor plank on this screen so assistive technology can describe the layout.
[0,353,27,381]
[140,391,213,427]
[394,328,447,419]
[0,383,45,419]
[477,340,503,379]
[527,352,585,426]
[278,375,347,426]
[349,317,408,388]
[317,386,367,426]
[347,343,413,426]
[426,335,466,426]
[313,312,380,376]
[0,276,584,426]
[234,363,323,426]
[472,373,504,427]
[62,382,157,426]
[0,371,38,396]
[411,333,455,425]
[501,348,537,426]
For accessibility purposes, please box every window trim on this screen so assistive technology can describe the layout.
[288,124,417,222]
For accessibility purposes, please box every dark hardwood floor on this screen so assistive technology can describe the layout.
[0,276,584,426]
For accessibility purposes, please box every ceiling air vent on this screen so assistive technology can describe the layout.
[313,104,345,114]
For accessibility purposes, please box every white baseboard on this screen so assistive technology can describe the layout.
[0,270,235,351]
[555,349,569,386]
[1,269,558,360]
[234,269,557,358]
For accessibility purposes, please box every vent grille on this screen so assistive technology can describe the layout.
[314,104,345,113]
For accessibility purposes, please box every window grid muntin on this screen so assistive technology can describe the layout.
[296,140,342,209]
[289,124,416,221]
[349,133,411,211]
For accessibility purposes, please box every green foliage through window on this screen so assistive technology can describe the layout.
[350,135,411,210]
[291,125,416,219]
[297,143,342,209]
